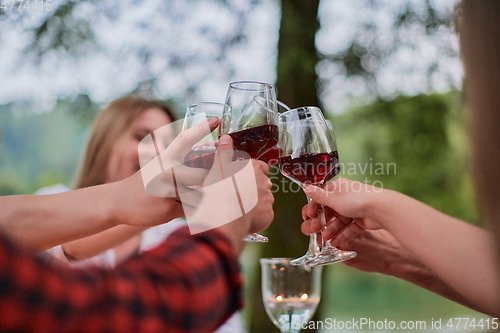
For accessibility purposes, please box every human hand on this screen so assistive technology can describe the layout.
[301,178,385,242]
[190,134,274,253]
[334,229,408,274]
[110,118,221,227]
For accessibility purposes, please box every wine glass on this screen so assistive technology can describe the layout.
[183,102,267,242]
[278,101,291,113]
[221,81,281,242]
[260,258,322,333]
[221,81,279,164]
[278,106,357,266]
[182,102,228,170]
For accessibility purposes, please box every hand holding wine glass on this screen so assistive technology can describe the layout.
[278,107,357,266]
[182,102,229,170]
[220,81,281,242]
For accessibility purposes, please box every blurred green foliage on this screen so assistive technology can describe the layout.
[0,100,89,194]
[334,91,478,224]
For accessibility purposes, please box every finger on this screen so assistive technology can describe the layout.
[301,219,314,235]
[166,117,220,161]
[301,204,310,220]
[305,200,318,219]
[320,215,353,240]
[209,135,235,181]
[304,201,337,222]
[175,184,203,207]
[326,214,353,228]
[253,160,270,175]
[171,165,209,187]
[310,217,322,233]
[329,222,364,247]
[303,185,335,207]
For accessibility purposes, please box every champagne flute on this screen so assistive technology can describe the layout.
[221,81,280,242]
[260,258,322,333]
[279,107,357,266]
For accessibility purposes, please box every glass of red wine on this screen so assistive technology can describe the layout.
[182,102,228,170]
[221,81,280,242]
[279,106,357,266]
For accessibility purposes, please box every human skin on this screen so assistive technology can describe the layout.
[0,119,275,256]
[301,178,500,317]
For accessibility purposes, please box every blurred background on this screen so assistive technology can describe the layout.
[0,0,490,331]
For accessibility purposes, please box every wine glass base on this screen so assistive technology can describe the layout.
[304,249,357,267]
[290,252,318,266]
[243,233,269,242]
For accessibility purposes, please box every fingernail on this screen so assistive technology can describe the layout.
[219,134,231,145]
[208,117,219,126]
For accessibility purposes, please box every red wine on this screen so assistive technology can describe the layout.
[184,148,216,169]
[228,124,278,164]
[279,152,340,186]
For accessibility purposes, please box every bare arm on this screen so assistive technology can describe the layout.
[338,230,472,309]
[303,179,500,317]
[0,185,118,253]
[0,119,220,253]
[61,225,146,261]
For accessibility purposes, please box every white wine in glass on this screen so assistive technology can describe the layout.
[260,258,322,333]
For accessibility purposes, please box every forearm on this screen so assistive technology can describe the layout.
[0,227,243,333]
[372,189,500,316]
[62,225,147,260]
[386,249,473,309]
[0,184,117,253]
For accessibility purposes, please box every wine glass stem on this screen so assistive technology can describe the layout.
[306,197,322,257]
[316,203,336,251]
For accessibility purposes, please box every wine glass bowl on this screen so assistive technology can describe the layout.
[182,102,229,170]
[221,82,280,165]
[260,258,322,333]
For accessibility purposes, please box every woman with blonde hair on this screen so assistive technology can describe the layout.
[45,97,183,265]
[43,96,246,332]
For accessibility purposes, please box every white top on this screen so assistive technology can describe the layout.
[38,184,246,333]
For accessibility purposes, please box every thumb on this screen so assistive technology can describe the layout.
[303,185,335,207]
[215,134,234,166]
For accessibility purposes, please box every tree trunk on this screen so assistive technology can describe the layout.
[248,1,321,332]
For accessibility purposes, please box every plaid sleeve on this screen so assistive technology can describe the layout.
[0,226,243,333]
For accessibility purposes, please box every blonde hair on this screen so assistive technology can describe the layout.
[74,97,177,188]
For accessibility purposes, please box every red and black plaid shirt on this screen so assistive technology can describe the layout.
[0,227,243,333]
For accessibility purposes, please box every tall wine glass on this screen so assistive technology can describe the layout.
[279,107,357,266]
[221,81,280,242]
[182,102,227,170]
[183,101,267,242]
[221,81,280,165]
[260,258,322,333]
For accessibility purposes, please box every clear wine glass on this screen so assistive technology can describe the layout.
[221,81,281,242]
[279,106,357,266]
[181,102,227,170]
[260,258,322,333]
